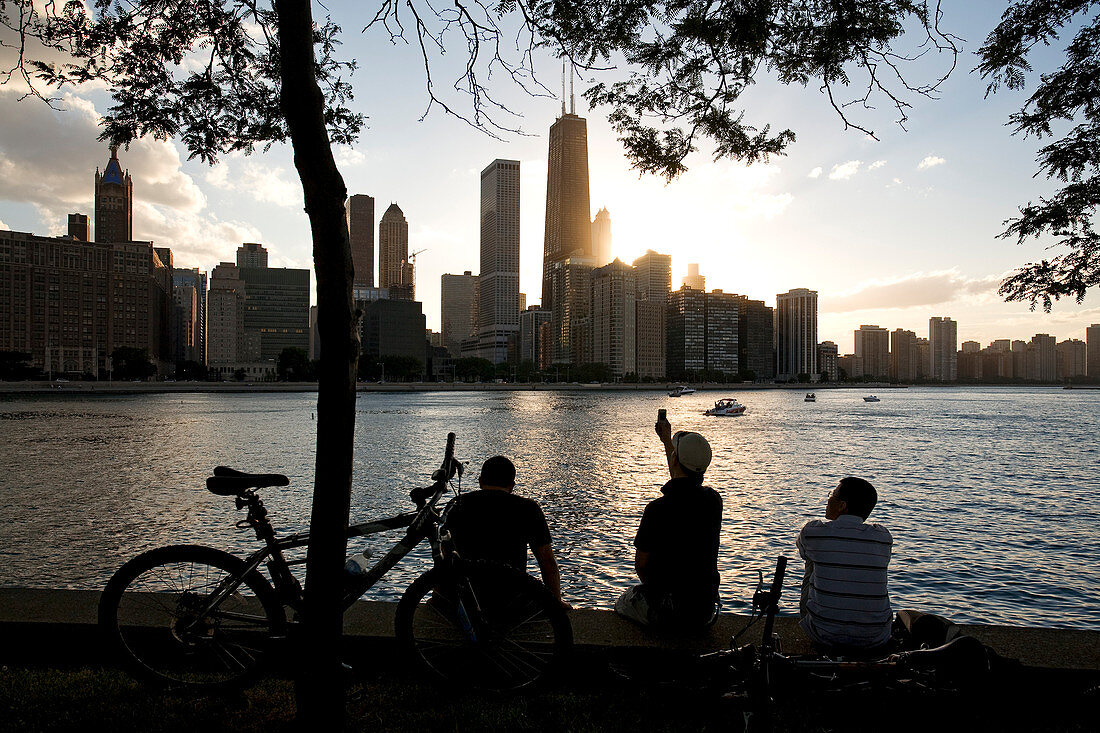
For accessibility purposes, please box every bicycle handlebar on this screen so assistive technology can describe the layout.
[410,432,460,507]
[760,555,787,645]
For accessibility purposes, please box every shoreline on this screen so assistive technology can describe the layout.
[0,381,1084,396]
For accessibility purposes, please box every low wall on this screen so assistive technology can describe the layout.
[1,588,1097,673]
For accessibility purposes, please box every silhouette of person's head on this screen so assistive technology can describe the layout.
[672,431,711,485]
[827,476,877,520]
[479,456,517,491]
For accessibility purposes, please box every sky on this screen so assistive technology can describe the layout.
[1,1,1098,353]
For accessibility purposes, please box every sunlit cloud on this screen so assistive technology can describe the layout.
[829,160,862,180]
[0,218,7,230]
[206,155,300,207]
[334,146,366,167]
[808,166,822,178]
[823,269,1004,313]
[868,160,887,170]
[918,155,945,170]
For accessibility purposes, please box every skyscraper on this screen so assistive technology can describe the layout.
[682,263,705,291]
[667,285,706,379]
[633,250,671,380]
[1057,339,1087,378]
[890,328,918,382]
[519,306,551,367]
[737,297,775,381]
[1026,333,1057,381]
[590,259,636,378]
[1088,324,1100,378]
[379,203,411,297]
[929,316,957,381]
[817,341,839,381]
[854,325,890,379]
[94,147,132,243]
[173,268,208,365]
[477,159,521,364]
[776,288,818,380]
[441,271,479,356]
[345,194,375,288]
[705,290,739,375]
[236,242,268,268]
[542,112,592,310]
[591,207,612,267]
[550,255,595,366]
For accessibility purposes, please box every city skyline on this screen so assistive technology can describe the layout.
[1,6,1099,347]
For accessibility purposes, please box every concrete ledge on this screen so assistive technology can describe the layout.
[1,588,1097,672]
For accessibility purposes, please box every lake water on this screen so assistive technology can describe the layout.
[1,387,1097,629]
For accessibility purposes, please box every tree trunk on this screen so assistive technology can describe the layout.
[274,0,358,727]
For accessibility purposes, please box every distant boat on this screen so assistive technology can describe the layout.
[804,393,816,402]
[705,398,746,416]
[668,386,696,397]
[863,395,880,402]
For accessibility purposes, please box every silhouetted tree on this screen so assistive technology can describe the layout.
[175,360,208,381]
[278,347,315,381]
[453,357,495,382]
[0,351,37,380]
[3,0,960,723]
[978,2,1100,310]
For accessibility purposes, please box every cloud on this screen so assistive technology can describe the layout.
[829,160,862,180]
[918,155,945,170]
[205,155,300,207]
[0,88,205,213]
[868,160,886,170]
[808,166,822,179]
[334,146,366,167]
[823,269,1004,313]
[0,218,6,230]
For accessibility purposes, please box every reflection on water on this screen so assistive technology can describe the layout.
[1,387,1098,629]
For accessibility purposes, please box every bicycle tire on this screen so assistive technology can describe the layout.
[98,544,286,690]
[394,559,572,692]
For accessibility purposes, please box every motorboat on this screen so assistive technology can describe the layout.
[863,395,880,402]
[668,386,697,397]
[804,393,816,402]
[705,398,746,416]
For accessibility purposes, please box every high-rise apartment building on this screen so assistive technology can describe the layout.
[549,255,594,365]
[519,306,551,367]
[0,227,172,376]
[667,285,706,379]
[591,208,612,267]
[705,290,739,375]
[890,329,918,382]
[776,288,818,380]
[817,341,839,381]
[633,250,671,380]
[172,268,207,365]
[1088,324,1100,378]
[205,263,254,366]
[915,337,930,379]
[239,265,310,361]
[236,242,268,268]
[542,112,592,310]
[736,297,775,381]
[345,194,375,288]
[1056,339,1087,378]
[440,271,479,356]
[590,259,637,378]
[854,325,890,379]
[94,147,132,243]
[929,316,958,381]
[682,263,705,291]
[477,159,521,364]
[379,203,412,297]
[1025,333,1057,381]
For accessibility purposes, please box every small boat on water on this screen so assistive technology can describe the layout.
[863,395,880,402]
[705,398,746,416]
[668,385,696,397]
[804,393,816,402]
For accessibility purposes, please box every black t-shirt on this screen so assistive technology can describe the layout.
[635,477,722,612]
[445,489,552,570]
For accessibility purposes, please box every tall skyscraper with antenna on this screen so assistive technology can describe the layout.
[542,64,592,313]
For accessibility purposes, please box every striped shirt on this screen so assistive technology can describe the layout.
[797,514,893,649]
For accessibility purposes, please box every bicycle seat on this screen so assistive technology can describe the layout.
[206,466,290,495]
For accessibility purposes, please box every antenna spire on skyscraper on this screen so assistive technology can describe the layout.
[561,59,566,116]
[569,62,575,114]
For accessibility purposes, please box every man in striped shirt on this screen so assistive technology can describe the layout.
[797,477,893,651]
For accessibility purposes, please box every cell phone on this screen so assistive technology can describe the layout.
[657,408,667,421]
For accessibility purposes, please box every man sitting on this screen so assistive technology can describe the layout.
[797,477,892,651]
[615,416,722,630]
[445,455,569,609]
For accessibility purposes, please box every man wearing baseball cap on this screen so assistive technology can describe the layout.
[614,414,722,630]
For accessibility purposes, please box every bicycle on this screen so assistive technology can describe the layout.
[700,557,995,730]
[98,432,573,693]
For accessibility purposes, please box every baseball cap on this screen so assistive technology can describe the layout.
[672,431,712,473]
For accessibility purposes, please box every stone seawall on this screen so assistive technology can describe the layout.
[1,588,1096,673]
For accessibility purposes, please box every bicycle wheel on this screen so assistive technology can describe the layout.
[395,560,572,692]
[99,544,286,690]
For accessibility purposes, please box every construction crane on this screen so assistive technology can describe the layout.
[402,248,428,299]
